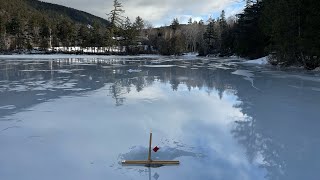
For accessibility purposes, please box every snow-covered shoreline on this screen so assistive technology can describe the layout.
[242,56,269,65]
[0,54,161,60]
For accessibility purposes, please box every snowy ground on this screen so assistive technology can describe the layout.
[242,56,269,65]
[0,54,161,60]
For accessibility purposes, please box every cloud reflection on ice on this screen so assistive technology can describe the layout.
[0,56,319,180]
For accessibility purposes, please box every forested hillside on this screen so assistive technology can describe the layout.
[25,0,109,26]
[0,0,110,51]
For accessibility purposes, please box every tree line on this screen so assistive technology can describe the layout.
[0,0,319,69]
[0,0,147,53]
[149,0,320,69]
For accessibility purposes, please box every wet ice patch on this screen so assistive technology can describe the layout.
[214,64,233,70]
[289,85,320,92]
[143,65,176,68]
[0,126,20,133]
[101,66,113,69]
[10,85,28,92]
[232,70,254,78]
[232,70,260,90]
[23,62,45,65]
[20,69,72,73]
[0,105,16,110]
[271,73,320,82]
[57,70,72,74]
[128,69,142,73]
[311,87,320,92]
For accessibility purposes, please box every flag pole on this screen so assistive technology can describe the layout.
[122,131,180,166]
[148,131,152,161]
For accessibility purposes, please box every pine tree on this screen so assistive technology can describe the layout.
[0,16,6,50]
[91,21,104,47]
[6,15,26,50]
[103,28,114,47]
[219,10,227,30]
[171,18,179,31]
[6,16,21,36]
[263,0,320,68]
[122,17,138,47]
[78,25,91,48]
[246,0,252,8]
[123,17,132,30]
[107,0,125,29]
[39,18,51,49]
[56,19,76,47]
[235,1,267,58]
[219,10,229,55]
[133,16,144,31]
[203,19,218,55]
[302,0,320,68]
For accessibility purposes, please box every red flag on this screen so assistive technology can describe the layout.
[153,146,160,152]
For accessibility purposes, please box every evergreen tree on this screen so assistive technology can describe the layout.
[39,18,51,49]
[91,21,104,47]
[103,28,114,47]
[122,17,138,47]
[235,1,267,59]
[203,19,218,54]
[133,16,144,31]
[56,19,76,47]
[78,25,91,48]
[0,16,6,50]
[26,17,39,46]
[263,0,320,68]
[6,15,26,50]
[6,16,21,36]
[219,10,227,29]
[107,0,125,29]
[246,0,252,8]
[302,0,320,68]
[123,17,132,30]
[219,10,229,55]
[169,33,185,55]
[171,18,180,31]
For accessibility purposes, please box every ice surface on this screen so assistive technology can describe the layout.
[127,69,142,73]
[0,55,319,180]
[143,65,176,68]
[0,105,16,110]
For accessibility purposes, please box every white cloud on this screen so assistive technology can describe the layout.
[42,0,244,26]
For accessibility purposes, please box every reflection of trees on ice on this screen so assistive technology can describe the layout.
[108,76,150,106]
[232,72,320,180]
[1,57,320,179]
[232,117,286,179]
[109,81,126,106]
[105,61,238,106]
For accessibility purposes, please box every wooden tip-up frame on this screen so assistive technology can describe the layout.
[122,132,180,166]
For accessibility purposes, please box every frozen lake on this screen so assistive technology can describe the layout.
[0,55,320,180]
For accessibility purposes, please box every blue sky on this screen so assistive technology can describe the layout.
[42,0,245,26]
